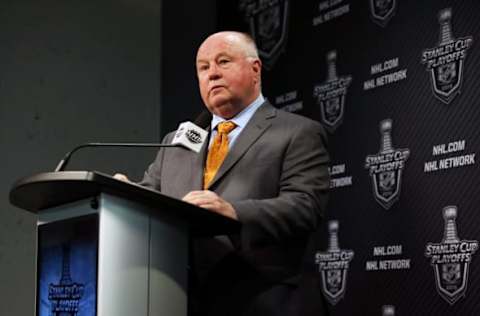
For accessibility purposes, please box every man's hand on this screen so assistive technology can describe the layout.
[182,190,238,220]
[113,173,131,182]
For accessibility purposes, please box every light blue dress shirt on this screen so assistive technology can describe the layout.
[209,94,266,148]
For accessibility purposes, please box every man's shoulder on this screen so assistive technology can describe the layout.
[270,105,325,132]
[277,108,317,123]
[163,130,177,143]
[260,101,317,122]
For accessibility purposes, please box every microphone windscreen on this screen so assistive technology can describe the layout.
[171,121,208,153]
[193,110,212,129]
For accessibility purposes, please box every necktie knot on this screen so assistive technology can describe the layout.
[217,121,236,134]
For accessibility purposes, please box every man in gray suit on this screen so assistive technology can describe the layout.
[123,31,329,315]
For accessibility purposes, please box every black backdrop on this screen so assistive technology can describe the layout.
[216,0,480,314]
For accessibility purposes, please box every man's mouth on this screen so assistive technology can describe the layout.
[210,85,225,94]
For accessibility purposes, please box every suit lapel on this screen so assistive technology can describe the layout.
[207,102,277,189]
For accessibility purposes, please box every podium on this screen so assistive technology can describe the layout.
[9,171,239,316]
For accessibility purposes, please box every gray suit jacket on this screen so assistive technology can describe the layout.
[140,101,330,282]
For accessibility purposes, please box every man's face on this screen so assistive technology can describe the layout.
[196,34,261,119]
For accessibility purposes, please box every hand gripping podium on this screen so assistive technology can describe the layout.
[9,171,240,316]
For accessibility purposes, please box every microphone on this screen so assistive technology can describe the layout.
[54,142,178,172]
[54,121,209,172]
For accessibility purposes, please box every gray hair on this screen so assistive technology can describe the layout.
[237,32,260,60]
[217,31,260,61]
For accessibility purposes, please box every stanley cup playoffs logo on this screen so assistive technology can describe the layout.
[365,119,409,210]
[313,51,352,133]
[421,8,473,104]
[425,206,478,305]
[369,0,397,27]
[239,0,289,70]
[48,245,84,315]
[315,221,354,305]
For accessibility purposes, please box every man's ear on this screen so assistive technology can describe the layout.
[252,59,262,82]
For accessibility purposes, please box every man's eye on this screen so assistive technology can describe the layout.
[219,59,230,65]
[198,65,209,71]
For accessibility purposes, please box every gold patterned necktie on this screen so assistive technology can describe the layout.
[203,121,237,188]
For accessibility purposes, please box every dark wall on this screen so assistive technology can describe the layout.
[161,1,217,133]
[0,1,161,315]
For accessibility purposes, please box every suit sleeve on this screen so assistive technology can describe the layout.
[138,133,173,190]
[231,119,330,246]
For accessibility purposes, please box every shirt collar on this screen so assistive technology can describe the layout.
[210,94,265,130]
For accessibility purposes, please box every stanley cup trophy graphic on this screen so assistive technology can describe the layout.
[421,8,473,104]
[435,10,459,99]
[425,206,478,305]
[313,50,352,133]
[315,221,354,305]
[365,119,409,210]
[48,245,85,315]
[443,207,460,244]
[380,120,393,152]
[328,221,340,252]
[439,9,454,47]
[326,51,337,82]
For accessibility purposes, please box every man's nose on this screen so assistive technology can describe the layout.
[207,64,221,80]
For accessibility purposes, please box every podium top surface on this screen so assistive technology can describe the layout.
[9,171,240,236]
